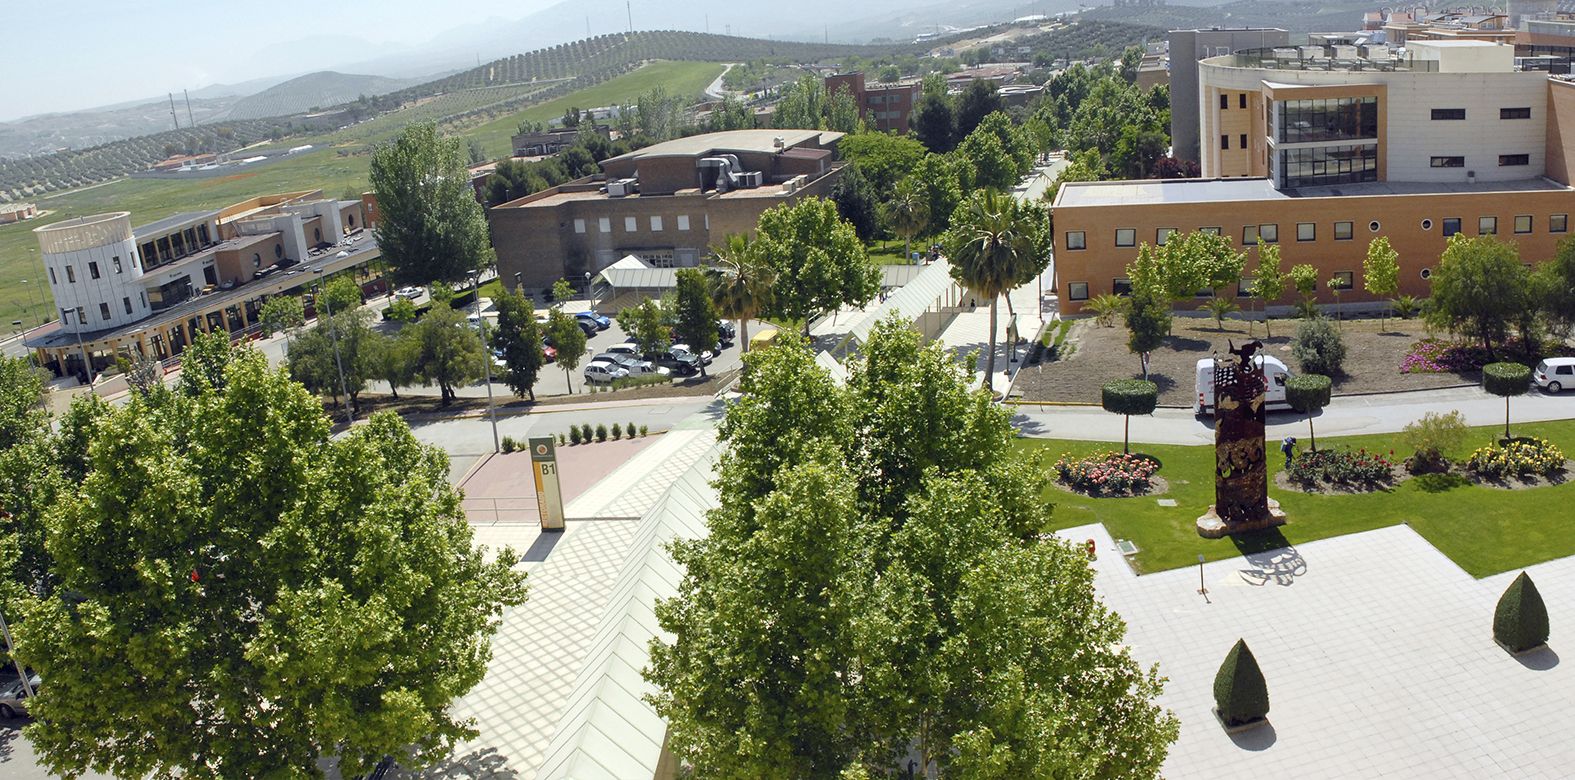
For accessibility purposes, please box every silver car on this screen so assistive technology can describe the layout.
[594,353,670,377]
[0,674,40,718]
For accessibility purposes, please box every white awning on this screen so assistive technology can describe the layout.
[595,255,678,291]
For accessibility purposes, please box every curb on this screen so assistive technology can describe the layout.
[456,451,495,487]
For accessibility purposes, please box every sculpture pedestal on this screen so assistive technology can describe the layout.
[1196,497,1286,539]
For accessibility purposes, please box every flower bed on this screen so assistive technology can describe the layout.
[1400,339,1492,374]
[1055,451,1159,497]
[1286,447,1396,488]
[1465,437,1566,479]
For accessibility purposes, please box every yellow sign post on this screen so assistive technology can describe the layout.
[529,436,565,531]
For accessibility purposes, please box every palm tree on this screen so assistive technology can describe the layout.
[946,190,1038,394]
[883,179,931,264]
[707,234,775,352]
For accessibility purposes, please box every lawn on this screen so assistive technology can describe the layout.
[0,61,725,330]
[1020,418,1575,578]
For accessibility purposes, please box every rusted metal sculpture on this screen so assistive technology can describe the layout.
[1197,340,1286,538]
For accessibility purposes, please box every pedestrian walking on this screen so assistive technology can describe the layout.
[1280,436,1297,468]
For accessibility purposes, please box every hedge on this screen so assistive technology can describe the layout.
[1483,362,1531,398]
[1286,374,1333,451]
[1101,379,1158,454]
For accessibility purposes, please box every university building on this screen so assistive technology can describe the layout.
[1053,40,1575,314]
[488,129,845,292]
[24,190,376,380]
[824,73,922,134]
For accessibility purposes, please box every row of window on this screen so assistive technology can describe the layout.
[1431,107,1533,120]
[1063,213,1571,250]
[1219,93,1248,109]
[573,214,696,234]
[1220,133,1248,150]
[48,254,134,286]
[1429,154,1530,168]
[1067,271,1360,302]
[60,293,140,325]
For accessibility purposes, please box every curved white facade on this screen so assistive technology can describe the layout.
[35,213,151,334]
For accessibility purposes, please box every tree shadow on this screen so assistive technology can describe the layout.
[1515,645,1560,671]
[0,719,21,765]
[392,746,520,779]
[1228,720,1278,751]
[1414,472,1468,493]
[1166,335,1210,351]
[1011,412,1051,437]
[1147,372,1178,393]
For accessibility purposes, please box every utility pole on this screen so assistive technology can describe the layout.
[312,269,353,428]
[168,93,180,130]
[473,269,500,454]
[184,89,195,128]
[626,1,633,32]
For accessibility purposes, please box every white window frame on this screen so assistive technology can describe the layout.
[624,217,638,232]
[599,217,611,233]
[650,216,664,232]
[677,215,691,231]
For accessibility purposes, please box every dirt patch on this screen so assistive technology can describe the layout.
[1014,315,1476,406]
[1051,474,1171,499]
[1274,464,1410,495]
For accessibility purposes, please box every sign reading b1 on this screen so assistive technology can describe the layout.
[529,436,565,531]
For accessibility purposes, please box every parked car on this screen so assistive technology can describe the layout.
[604,342,640,356]
[335,250,350,259]
[1535,357,1575,392]
[595,353,670,376]
[750,328,781,351]
[671,343,715,365]
[0,674,40,718]
[1194,355,1293,416]
[584,361,630,384]
[648,351,701,376]
[394,286,424,300]
[717,320,737,344]
[575,318,598,337]
[576,311,612,330]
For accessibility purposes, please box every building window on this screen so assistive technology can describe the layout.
[677,215,690,231]
[1220,93,1229,110]
[99,302,111,321]
[1115,228,1135,247]
[599,217,611,233]
[1239,93,1247,109]
[1068,282,1089,301]
[1259,224,1278,243]
[1274,96,1378,144]
[1296,223,1315,241]
[1431,108,1466,120]
[1499,154,1529,167]
[274,244,283,259]
[650,216,663,231]
[1220,135,1229,150]
[573,219,586,233]
[1242,225,1258,245]
[140,291,147,308]
[1501,107,1532,119]
[1430,156,1465,168]
[1515,215,1533,234]
[1157,228,1177,245]
[1333,221,1354,240]
[123,297,133,315]
[1199,227,1221,235]
[253,253,261,267]
[1278,144,1378,188]
[1479,216,1498,235]
[49,268,56,284]
[75,307,85,325]
[1238,278,1256,297]
[1369,220,1381,233]
[1065,231,1086,250]
[89,261,100,280]
[1553,214,1568,233]
[624,217,637,232]
[1239,133,1247,150]
[113,257,123,274]
[66,265,76,283]
[1422,219,1433,231]
[1443,218,1461,237]
[1112,278,1133,296]
[1331,271,1354,290]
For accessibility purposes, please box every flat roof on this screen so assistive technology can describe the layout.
[133,210,220,239]
[601,129,840,163]
[1056,177,1572,207]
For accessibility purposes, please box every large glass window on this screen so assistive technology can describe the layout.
[1479,216,1498,235]
[1278,145,1378,188]
[1275,97,1378,144]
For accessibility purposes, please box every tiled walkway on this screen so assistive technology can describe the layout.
[1060,523,1575,779]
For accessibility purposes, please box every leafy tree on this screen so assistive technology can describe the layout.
[882,178,931,263]
[674,269,720,378]
[0,357,59,604]
[370,123,494,286]
[408,305,485,405]
[289,310,376,414]
[1483,362,1531,440]
[1403,410,1468,473]
[1199,297,1241,331]
[946,190,1041,392]
[259,295,305,339]
[1248,244,1287,338]
[545,309,587,393]
[1119,45,1144,83]
[773,74,827,130]
[370,331,417,400]
[15,349,526,779]
[1285,373,1332,451]
[316,275,364,318]
[1111,126,1169,180]
[1086,293,1129,327]
[707,235,775,352]
[825,84,865,134]
[754,198,878,335]
[1103,379,1158,453]
[907,154,963,235]
[1427,234,1529,351]
[971,111,1036,178]
[492,289,545,400]
[1538,237,1575,338]
[1291,317,1346,376]
[830,164,881,243]
[1214,639,1269,727]
[1363,236,1400,331]
[955,79,1004,138]
[838,132,927,191]
[179,331,243,398]
[1494,572,1549,652]
[1288,263,1320,318]
[1125,286,1170,380]
[617,299,671,357]
[912,92,957,153]
[957,128,1018,192]
[384,297,419,323]
[466,137,488,165]
[549,278,575,305]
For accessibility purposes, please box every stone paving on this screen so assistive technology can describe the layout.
[1059,522,1575,778]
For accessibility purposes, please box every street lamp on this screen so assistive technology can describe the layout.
[473,269,501,454]
[20,279,43,325]
[513,272,522,294]
[312,269,354,428]
[584,271,594,309]
[63,309,93,388]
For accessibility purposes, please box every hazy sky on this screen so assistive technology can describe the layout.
[4,0,562,120]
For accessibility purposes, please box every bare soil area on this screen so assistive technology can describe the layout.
[1014,315,1477,407]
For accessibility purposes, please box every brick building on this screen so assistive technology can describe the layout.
[823,73,922,134]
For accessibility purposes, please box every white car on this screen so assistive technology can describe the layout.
[584,361,630,384]
[335,250,350,258]
[0,674,39,718]
[394,286,424,300]
[670,343,715,365]
[1534,357,1575,392]
[596,353,670,376]
[604,342,640,356]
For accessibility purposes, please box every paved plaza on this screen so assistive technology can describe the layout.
[1061,522,1575,778]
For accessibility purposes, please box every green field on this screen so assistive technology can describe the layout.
[1021,418,1575,578]
[0,61,725,331]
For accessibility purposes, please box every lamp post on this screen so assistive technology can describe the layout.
[312,269,354,427]
[63,309,93,388]
[1197,553,1209,600]
[583,271,594,309]
[514,272,522,294]
[20,279,43,324]
[474,269,501,454]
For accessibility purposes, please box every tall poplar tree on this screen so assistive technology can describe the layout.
[370,124,494,287]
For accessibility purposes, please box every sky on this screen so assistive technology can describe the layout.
[2,0,562,120]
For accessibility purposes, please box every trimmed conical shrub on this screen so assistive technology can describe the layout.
[1214,639,1269,726]
[1494,571,1549,652]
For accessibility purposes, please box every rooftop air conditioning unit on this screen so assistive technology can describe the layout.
[607,179,629,197]
[773,136,786,151]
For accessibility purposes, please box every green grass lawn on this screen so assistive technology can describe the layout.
[867,238,925,266]
[1021,418,1575,578]
[0,62,725,331]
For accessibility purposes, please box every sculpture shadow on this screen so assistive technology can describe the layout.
[1516,646,1560,671]
[1011,412,1051,437]
[396,746,520,779]
[1146,372,1178,393]
[1167,335,1210,352]
[1232,529,1307,586]
[1228,720,1278,751]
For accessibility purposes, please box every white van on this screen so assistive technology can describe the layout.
[1534,357,1575,392]
[1194,355,1293,415]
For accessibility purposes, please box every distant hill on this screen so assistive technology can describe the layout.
[220,72,424,121]
[1083,0,1368,34]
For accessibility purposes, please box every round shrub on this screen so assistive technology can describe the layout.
[1402,410,1467,473]
[1494,571,1549,652]
[611,423,623,439]
[1214,638,1269,727]
[1285,374,1332,415]
[580,423,593,442]
[569,426,583,445]
[1483,362,1531,398]
[628,421,637,437]
[1291,318,1346,376]
[1101,379,1159,416]
[595,423,608,442]
[639,424,649,437]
